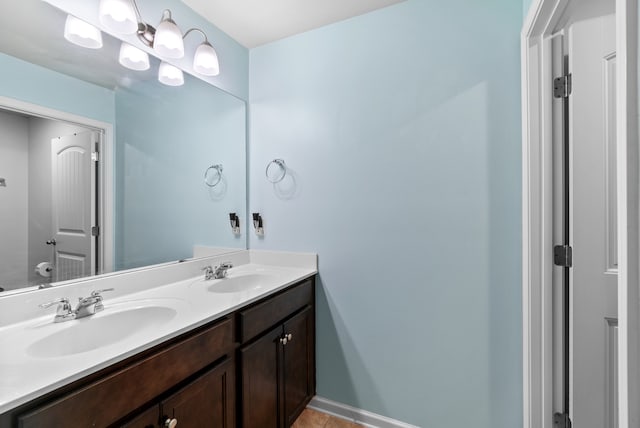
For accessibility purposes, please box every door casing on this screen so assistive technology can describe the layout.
[521,0,639,427]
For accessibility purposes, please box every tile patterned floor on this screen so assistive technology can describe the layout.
[292,408,364,428]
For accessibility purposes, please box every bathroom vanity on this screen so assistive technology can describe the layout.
[0,252,317,428]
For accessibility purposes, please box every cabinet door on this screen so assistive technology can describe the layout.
[160,358,235,428]
[118,405,159,428]
[283,307,314,426]
[240,325,283,428]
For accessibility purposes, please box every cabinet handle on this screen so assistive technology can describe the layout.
[164,418,177,428]
[286,333,293,342]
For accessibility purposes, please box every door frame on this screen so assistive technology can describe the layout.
[0,95,115,276]
[521,0,639,427]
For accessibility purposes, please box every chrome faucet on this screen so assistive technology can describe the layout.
[203,263,233,280]
[75,289,114,318]
[39,288,114,323]
[213,262,233,279]
[202,265,215,280]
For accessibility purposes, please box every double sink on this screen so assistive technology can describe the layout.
[21,264,281,360]
[0,252,318,415]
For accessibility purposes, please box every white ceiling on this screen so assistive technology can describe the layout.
[0,0,406,90]
[180,0,406,48]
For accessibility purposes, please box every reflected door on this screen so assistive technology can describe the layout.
[569,13,618,428]
[51,131,97,282]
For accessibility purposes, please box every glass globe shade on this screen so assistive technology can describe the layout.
[98,0,138,34]
[154,17,184,58]
[119,42,150,71]
[64,15,103,49]
[193,42,219,76]
[158,62,184,86]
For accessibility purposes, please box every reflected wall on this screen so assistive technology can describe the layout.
[115,75,246,270]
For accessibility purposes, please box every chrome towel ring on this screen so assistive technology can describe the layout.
[266,159,287,183]
[204,164,223,187]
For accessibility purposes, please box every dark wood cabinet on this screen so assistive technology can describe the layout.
[13,317,234,428]
[119,405,160,428]
[1,276,315,428]
[239,280,315,428]
[160,357,235,428]
[282,308,314,427]
[118,357,235,428]
[240,325,282,428]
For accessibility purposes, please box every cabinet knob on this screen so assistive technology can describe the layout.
[280,333,293,345]
[164,418,177,428]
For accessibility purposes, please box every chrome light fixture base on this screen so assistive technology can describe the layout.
[136,22,156,48]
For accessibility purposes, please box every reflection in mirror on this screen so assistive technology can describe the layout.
[0,0,247,294]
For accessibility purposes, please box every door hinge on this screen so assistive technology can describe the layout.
[554,74,572,98]
[91,226,100,237]
[554,245,573,267]
[554,412,572,428]
[91,151,99,162]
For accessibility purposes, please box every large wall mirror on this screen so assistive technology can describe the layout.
[0,0,247,294]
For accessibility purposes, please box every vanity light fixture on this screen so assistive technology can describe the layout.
[96,0,221,82]
[64,15,103,49]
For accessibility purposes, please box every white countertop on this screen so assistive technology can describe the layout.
[0,251,317,414]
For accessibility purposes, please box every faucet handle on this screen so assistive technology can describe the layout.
[218,262,233,269]
[39,297,70,309]
[90,288,114,298]
[39,298,75,322]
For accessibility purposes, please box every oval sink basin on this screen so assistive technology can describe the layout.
[206,273,275,294]
[27,305,177,358]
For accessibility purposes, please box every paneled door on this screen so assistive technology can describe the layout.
[568,12,618,428]
[51,131,97,282]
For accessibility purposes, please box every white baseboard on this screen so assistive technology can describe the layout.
[308,396,420,428]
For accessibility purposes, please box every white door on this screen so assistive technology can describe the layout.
[51,131,97,282]
[568,13,618,428]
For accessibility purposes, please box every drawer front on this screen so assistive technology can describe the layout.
[239,279,313,343]
[18,317,233,428]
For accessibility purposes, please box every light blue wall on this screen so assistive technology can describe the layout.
[0,52,115,123]
[523,0,534,19]
[249,1,522,426]
[114,75,246,270]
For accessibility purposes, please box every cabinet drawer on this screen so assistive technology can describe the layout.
[18,317,233,428]
[239,279,312,343]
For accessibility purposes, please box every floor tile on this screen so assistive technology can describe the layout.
[324,416,363,428]
[292,408,331,428]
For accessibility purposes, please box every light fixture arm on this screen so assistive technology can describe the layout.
[183,28,209,43]
[128,0,144,23]
[160,9,174,25]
